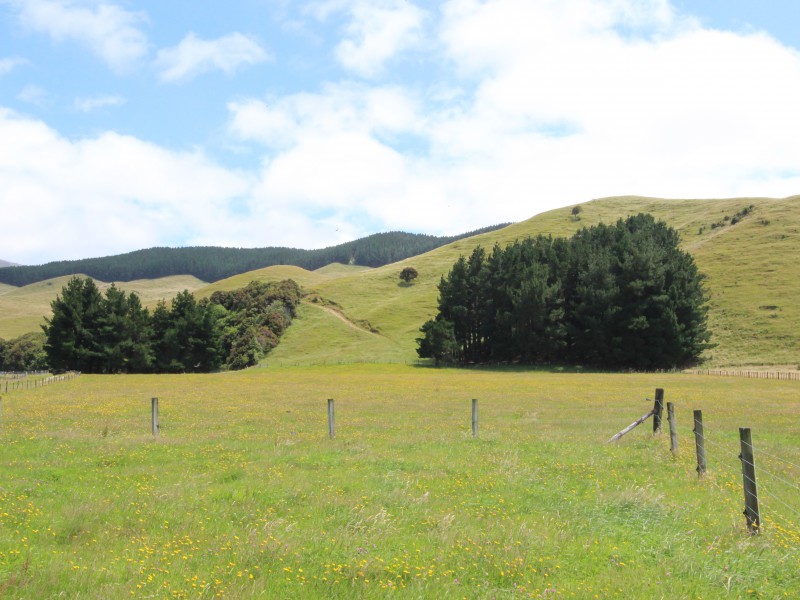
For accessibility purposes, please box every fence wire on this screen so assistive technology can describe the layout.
[690,416,800,541]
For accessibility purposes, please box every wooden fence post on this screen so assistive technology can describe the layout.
[652,388,664,434]
[151,397,159,437]
[472,399,478,438]
[667,402,678,454]
[693,410,706,477]
[739,427,760,533]
[328,398,335,439]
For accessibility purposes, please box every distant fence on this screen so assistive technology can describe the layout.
[1,371,80,393]
[688,369,800,381]
[0,370,49,379]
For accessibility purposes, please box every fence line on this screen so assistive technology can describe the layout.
[693,416,800,536]
[610,388,800,538]
[688,368,800,381]
[2,371,80,393]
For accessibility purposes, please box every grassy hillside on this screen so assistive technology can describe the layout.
[2,195,799,367]
[267,195,800,368]
[0,275,207,340]
[197,263,371,298]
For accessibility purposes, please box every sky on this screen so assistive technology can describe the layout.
[1,0,799,265]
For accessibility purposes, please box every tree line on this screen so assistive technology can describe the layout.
[0,226,510,287]
[418,214,712,370]
[41,277,301,374]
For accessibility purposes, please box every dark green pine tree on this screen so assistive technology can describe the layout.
[420,213,711,370]
[416,318,457,365]
[436,249,489,363]
[97,285,155,373]
[152,291,223,373]
[42,276,105,372]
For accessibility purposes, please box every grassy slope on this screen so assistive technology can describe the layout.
[0,275,207,340]
[197,263,370,298]
[268,195,800,368]
[2,196,798,367]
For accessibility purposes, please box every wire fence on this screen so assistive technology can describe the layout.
[1,371,80,393]
[688,368,800,381]
[689,411,800,540]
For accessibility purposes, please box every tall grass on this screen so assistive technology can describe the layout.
[1,365,799,597]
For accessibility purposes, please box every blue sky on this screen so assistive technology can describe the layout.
[1,0,799,265]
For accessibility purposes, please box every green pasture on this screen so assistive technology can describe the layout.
[1,365,799,598]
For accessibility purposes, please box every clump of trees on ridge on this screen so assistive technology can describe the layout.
[418,214,712,370]
[41,277,301,374]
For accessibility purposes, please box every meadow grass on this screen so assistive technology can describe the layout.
[1,365,799,598]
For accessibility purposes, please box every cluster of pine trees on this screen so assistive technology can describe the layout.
[418,214,712,370]
[42,277,301,374]
[0,226,510,287]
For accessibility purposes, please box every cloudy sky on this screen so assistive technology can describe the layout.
[1,0,799,265]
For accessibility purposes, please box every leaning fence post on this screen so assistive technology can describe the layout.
[739,427,760,534]
[472,399,478,438]
[652,388,664,434]
[328,398,335,439]
[693,410,707,477]
[667,402,678,454]
[151,397,159,437]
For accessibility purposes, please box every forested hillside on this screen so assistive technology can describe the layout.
[0,226,509,286]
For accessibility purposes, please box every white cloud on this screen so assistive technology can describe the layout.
[228,83,422,148]
[426,0,800,210]
[74,94,125,112]
[4,0,800,266]
[0,109,255,263]
[0,57,27,75]
[309,0,427,77]
[17,84,48,106]
[156,32,270,83]
[13,0,149,71]
[227,0,800,237]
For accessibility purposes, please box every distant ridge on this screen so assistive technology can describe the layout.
[0,225,511,286]
[0,259,20,268]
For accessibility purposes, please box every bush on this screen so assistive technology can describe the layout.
[399,267,419,283]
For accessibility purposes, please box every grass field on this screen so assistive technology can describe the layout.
[2,365,799,598]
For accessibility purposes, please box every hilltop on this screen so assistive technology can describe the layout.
[0,226,509,287]
[1,195,799,368]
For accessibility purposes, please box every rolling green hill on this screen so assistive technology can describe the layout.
[264,195,800,368]
[0,275,207,340]
[2,195,798,367]
[0,227,509,286]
